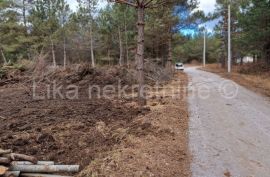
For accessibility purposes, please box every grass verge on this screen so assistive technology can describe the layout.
[201,64,270,97]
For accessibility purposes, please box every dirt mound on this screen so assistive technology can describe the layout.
[0,62,172,89]
[0,63,33,87]
[43,65,136,87]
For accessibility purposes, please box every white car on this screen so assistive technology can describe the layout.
[175,63,184,70]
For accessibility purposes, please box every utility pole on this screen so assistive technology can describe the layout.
[228,3,231,73]
[203,28,206,67]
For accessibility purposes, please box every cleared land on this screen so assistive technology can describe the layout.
[0,66,190,176]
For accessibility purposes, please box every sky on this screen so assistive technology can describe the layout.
[67,0,217,14]
[197,0,216,14]
[197,0,218,32]
[67,0,218,31]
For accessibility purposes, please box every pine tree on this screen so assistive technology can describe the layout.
[0,0,30,63]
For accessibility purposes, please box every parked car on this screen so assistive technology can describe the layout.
[175,63,184,70]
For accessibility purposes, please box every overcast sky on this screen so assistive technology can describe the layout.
[198,0,216,14]
[67,0,216,13]
[67,0,217,30]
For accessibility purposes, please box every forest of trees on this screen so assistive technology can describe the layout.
[0,0,202,67]
[0,0,269,68]
[178,0,270,66]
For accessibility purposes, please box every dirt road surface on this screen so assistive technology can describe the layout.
[186,67,270,177]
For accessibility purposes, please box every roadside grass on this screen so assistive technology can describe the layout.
[201,63,270,97]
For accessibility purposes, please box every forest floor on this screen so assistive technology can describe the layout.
[201,63,270,97]
[0,65,190,177]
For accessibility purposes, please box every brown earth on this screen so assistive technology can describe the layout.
[78,71,190,177]
[0,66,190,176]
[201,63,270,97]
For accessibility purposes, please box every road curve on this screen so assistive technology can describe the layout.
[186,67,270,177]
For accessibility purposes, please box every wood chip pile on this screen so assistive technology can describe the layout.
[0,149,79,177]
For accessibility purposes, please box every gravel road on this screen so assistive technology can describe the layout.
[186,67,270,177]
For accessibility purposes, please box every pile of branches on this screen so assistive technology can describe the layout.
[144,60,173,83]
[0,149,79,177]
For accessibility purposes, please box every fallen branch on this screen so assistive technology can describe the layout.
[0,149,12,156]
[0,157,11,165]
[4,171,20,177]
[10,165,79,173]
[11,161,54,166]
[21,173,72,177]
[0,150,79,177]
[7,153,38,164]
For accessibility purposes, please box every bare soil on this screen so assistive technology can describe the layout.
[0,66,190,176]
[79,71,190,177]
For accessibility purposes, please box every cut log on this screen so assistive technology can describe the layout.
[4,171,20,177]
[21,173,72,177]
[0,149,12,155]
[0,166,9,175]
[7,154,38,164]
[11,161,54,165]
[10,165,79,173]
[0,157,11,165]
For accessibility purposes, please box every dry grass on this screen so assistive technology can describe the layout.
[201,64,270,97]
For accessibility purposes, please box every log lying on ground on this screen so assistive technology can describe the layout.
[0,157,11,165]
[0,149,79,177]
[10,165,80,173]
[0,116,6,120]
[11,161,54,166]
[4,171,20,177]
[0,149,12,155]
[0,166,9,175]
[5,154,38,164]
[21,173,72,177]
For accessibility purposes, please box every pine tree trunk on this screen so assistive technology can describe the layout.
[156,36,159,61]
[118,27,123,66]
[221,11,228,68]
[240,57,243,65]
[50,37,56,68]
[124,10,129,66]
[265,42,270,65]
[90,22,95,67]
[166,33,173,71]
[220,38,226,68]
[136,7,146,106]
[255,54,258,63]
[22,0,27,28]
[0,48,7,64]
[63,37,67,69]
